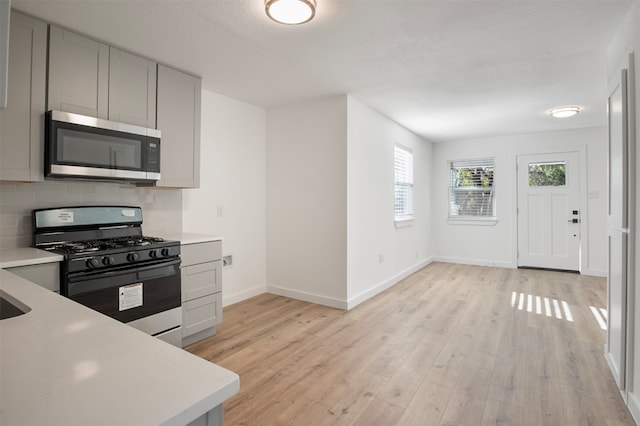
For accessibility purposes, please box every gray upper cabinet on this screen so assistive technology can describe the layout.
[11,18,201,186]
[0,11,47,181]
[48,26,109,119]
[108,47,157,128]
[49,28,157,128]
[157,64,201,188]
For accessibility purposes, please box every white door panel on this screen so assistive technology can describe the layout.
[608,231,627,390]
[527,195,544,255]
[551,194,569,257]
[605,68,629,392]
[517,152,580,271]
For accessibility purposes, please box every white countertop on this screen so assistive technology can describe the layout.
[0,247,63,269]
[161,232,223,245]
[0,270,239,426]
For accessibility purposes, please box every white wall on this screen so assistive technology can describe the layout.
[266,95,348,308]
[432,126,608,275]
[346,97,433,308]
[607,0,640,422]
[182,89,267,306]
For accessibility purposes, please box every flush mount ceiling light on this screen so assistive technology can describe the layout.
[265,0,316,25]
[549,106,581,118]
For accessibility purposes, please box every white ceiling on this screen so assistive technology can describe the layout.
[13,0,632,143]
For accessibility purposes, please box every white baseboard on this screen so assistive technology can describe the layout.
[581,268,607,277]
[604,349,625,392]
[432,256,606,277]
[628,391,640,425]
[223,284,267,307]
[346,257,434,310]
[266,285,348,310]
[266,258,435,311]
[432,256,514,269]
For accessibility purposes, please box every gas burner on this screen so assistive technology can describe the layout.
[141,236,165,245]
[44,241,101,254]
[108,236,166,248]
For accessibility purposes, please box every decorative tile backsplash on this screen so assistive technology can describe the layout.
[0,181,182,249]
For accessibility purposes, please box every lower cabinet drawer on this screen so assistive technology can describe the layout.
[181,260,220,302]
[182,293,221,337]
[181,241,222,266]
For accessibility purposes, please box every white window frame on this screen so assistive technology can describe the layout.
[394,144,414,226]
[448,158,496,225]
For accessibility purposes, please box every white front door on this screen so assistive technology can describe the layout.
[517,152,581,271]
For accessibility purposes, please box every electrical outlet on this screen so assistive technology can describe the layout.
[217,205,223,217]
[378,254,384,264]
[223,255,232,267]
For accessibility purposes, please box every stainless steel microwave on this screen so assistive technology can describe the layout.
[45,110,161,184]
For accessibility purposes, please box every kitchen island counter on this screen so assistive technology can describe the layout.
[0,269,239,426]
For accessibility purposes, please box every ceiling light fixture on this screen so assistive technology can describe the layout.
[550,106,581,118]
[265,0,316,25]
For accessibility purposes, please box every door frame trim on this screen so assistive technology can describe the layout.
[512,146,589,274]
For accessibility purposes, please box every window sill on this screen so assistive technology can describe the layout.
[447,218,497,226]
[394,217,414,228]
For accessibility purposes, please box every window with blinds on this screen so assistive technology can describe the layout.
[394,144,414,221]
[448,158,495,218]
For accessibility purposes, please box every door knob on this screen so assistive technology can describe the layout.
[567,218,579,223]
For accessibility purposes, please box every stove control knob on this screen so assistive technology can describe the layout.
[127,252,139,262]
[86,258,100,269]
[149,250,158,259]
[102,256,115,266]
[161,248,170,257]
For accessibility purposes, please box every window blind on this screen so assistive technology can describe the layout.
[394,144,414,220]
[448,158,495,218]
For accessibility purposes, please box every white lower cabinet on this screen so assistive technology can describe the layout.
[181,240,222,347]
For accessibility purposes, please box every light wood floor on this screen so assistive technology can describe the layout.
[187,262,636,426]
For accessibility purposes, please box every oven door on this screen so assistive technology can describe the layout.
[66,259,181,325]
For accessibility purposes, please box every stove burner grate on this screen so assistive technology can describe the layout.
[42,236,167,255]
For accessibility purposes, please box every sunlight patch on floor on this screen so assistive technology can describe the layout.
[511,291,573,322]
[590,306,608,330]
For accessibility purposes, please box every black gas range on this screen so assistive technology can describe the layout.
[43,235,180,273]
[33,206,183,346]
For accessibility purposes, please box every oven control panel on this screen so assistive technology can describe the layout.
[68,244,181,273]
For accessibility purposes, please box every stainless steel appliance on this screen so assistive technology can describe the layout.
[45,110,161,184]
[33,206,182,346]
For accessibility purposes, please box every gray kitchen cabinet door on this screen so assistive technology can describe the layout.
[7,262,60,293]
[48,26,108,119]
[0,11,47,181]
[108,47,157,128]
[156,64,201,188]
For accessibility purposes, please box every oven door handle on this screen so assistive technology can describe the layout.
[67,258,181,282]
[132,258,181,274]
